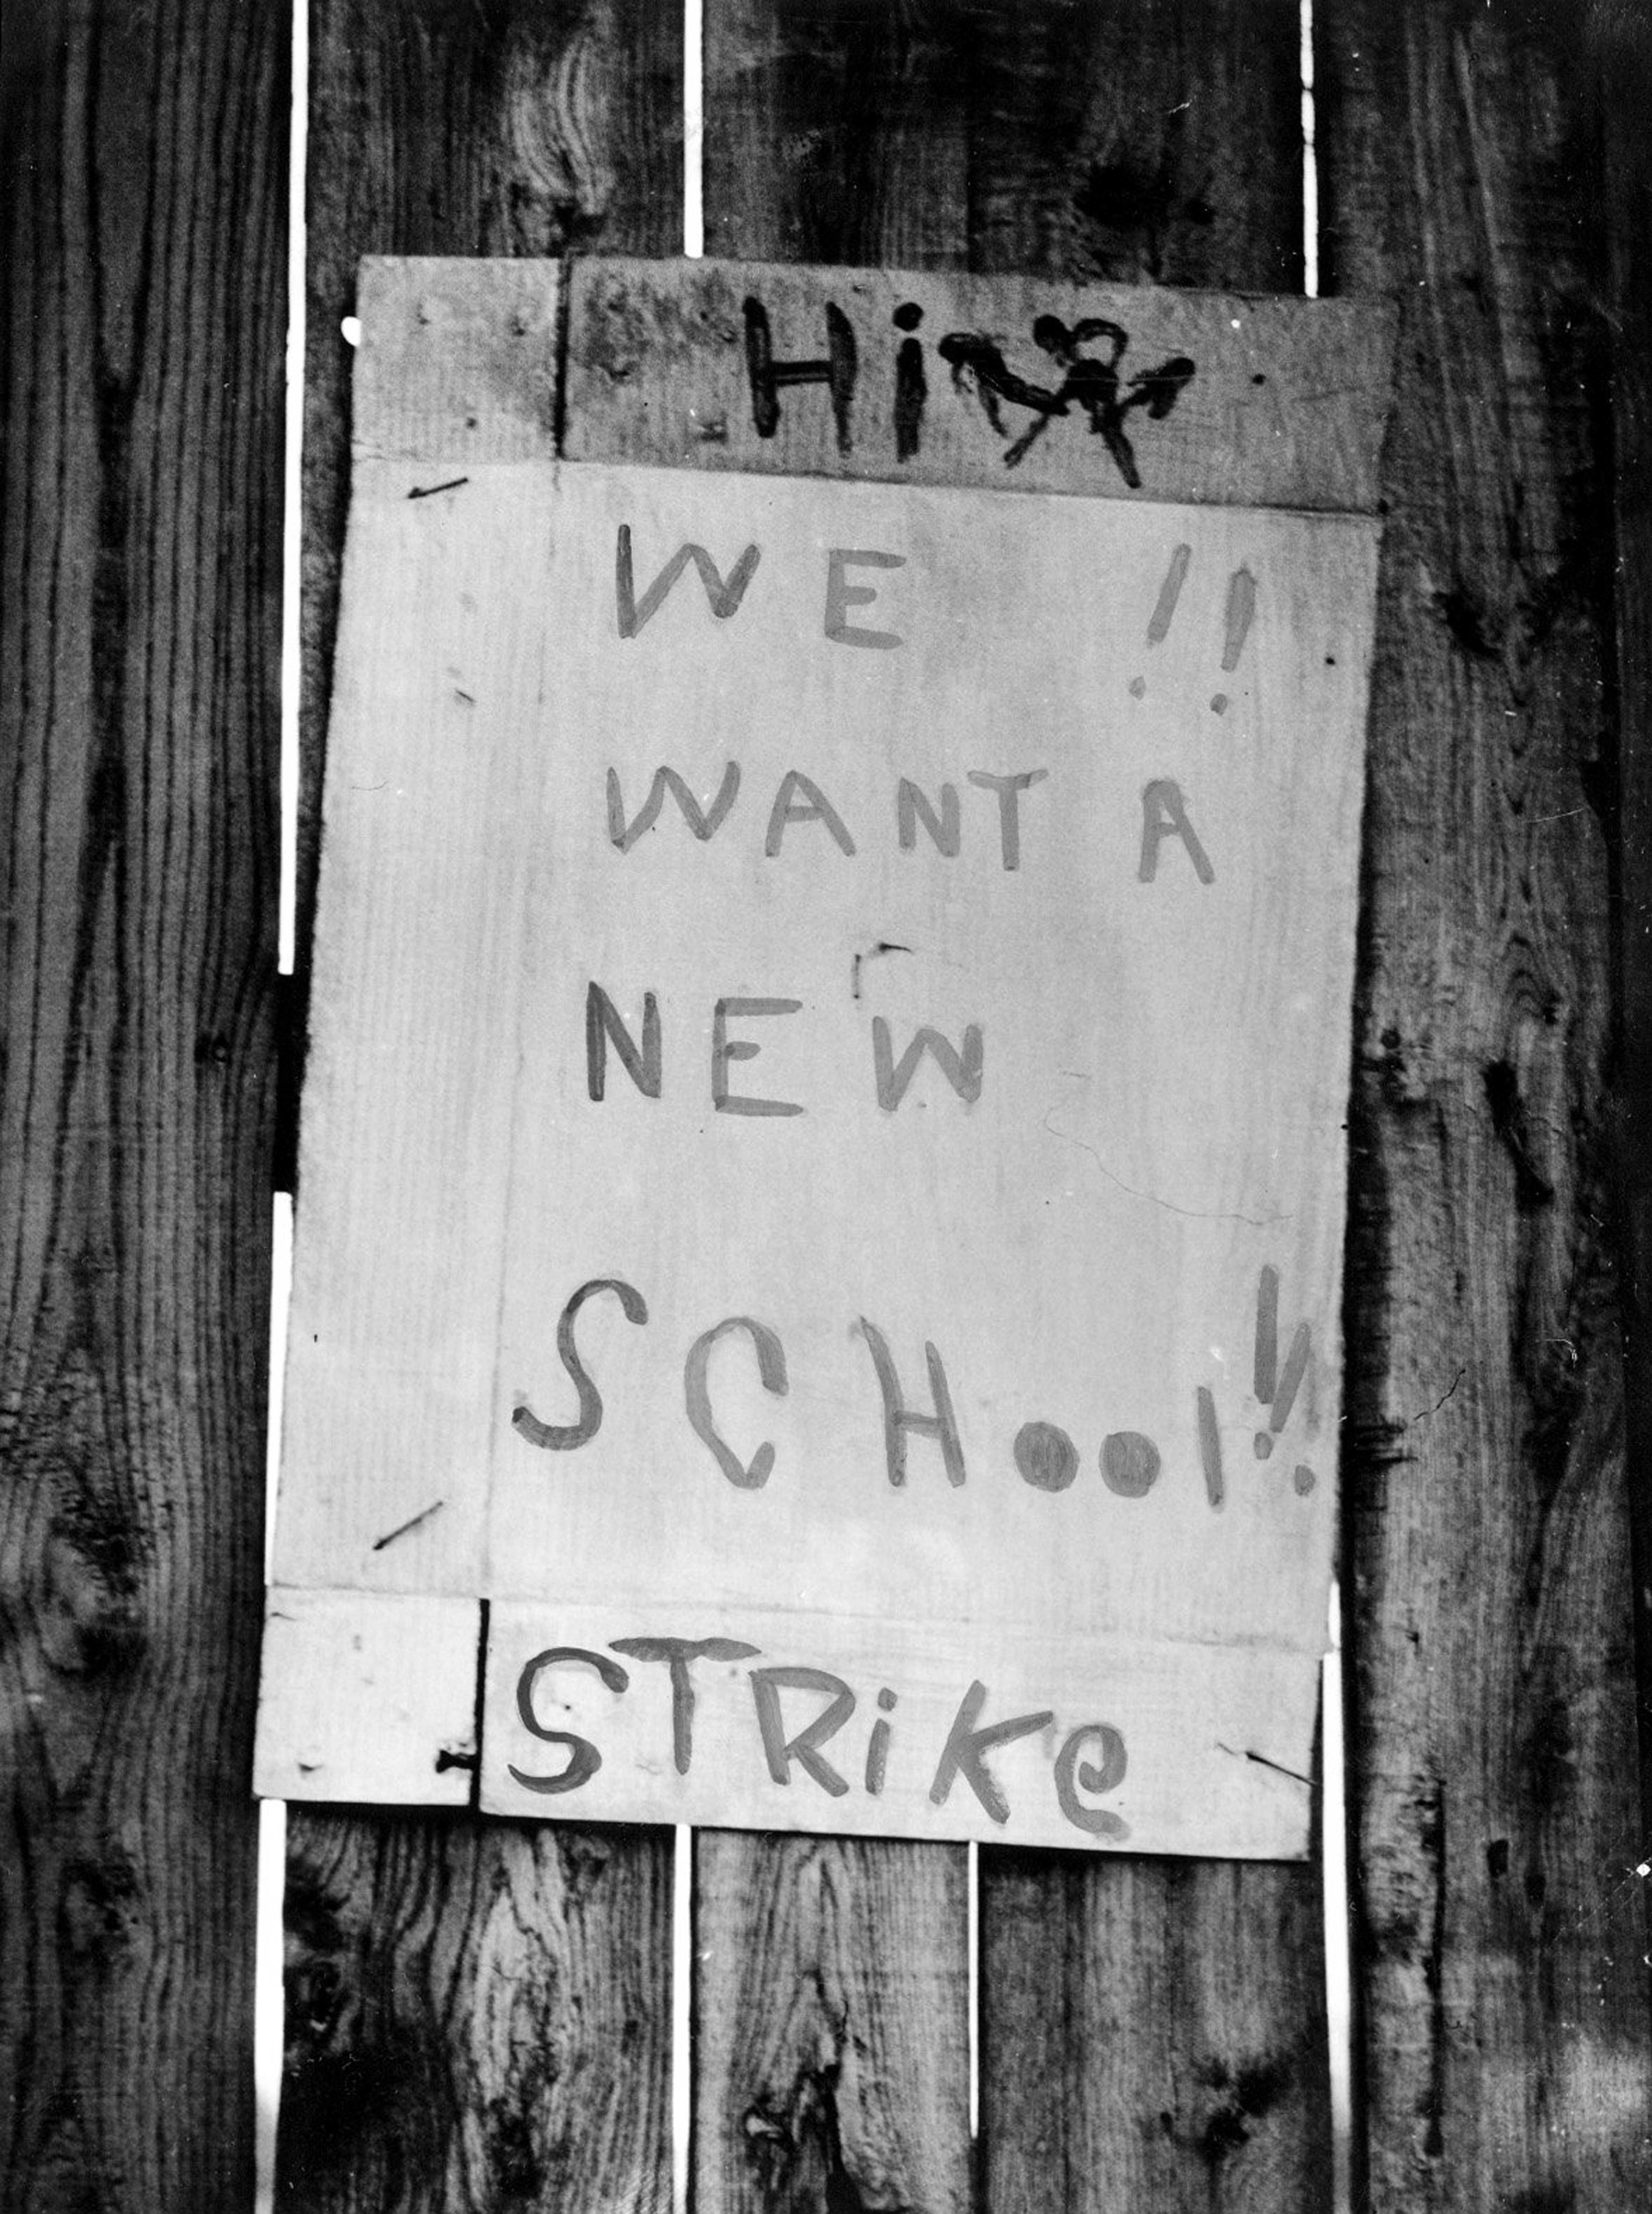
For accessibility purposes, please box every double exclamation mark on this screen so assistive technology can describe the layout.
[1128,543,1257,713]
[1196,1266,1316,1509]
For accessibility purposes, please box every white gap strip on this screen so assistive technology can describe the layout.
[254,1193,295,2214]
[673,1828,693,2213]
[1301,0,1320,299]
[967,1841,980,2138]
[684,0,704,258]
[673,21,704,2212]
[1296,14,1353,2207]
[277,0,308,974]
[256,0,309,2192]
[1324,1581,1353,2214]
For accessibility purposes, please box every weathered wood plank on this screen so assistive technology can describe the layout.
[282,4,681,2207]
[698,5,1333,2208]
[565,257,1395,509]
[0,1,287,2207]
[703,0,1305,294]
[278,1814,673,2213]
[1595,0,1652,1841]
[1316,2,1652,2206]
[298,0,682,972]
[692,10,979,2199]
[693,1831,969,2213]
[955,7,1338,2207]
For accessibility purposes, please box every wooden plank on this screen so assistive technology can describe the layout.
[282,4,682,2206]
[566,257,1395,510]
[697,4,1335,2206]
[693,1828,970,2214]
[255,1591,480,1806]
[1596,0,1652,1840]
[1315,3,1652,2208]
[0,1,286,2207]
[702,0,1305,294]
[277,1812,673,2212]
[275,267,564,1601]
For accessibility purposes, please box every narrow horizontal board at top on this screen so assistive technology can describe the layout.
[354,255,1396,510]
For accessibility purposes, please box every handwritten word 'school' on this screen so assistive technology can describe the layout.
[510,1275,1319,1507]
[741,293,1196,483]
[507,1639,1130,1840]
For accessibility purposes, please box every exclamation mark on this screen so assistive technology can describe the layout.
[1129,543,1192,698]
[1210,566,1256,714]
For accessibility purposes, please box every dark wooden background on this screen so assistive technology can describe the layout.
[3,1,1649,2208]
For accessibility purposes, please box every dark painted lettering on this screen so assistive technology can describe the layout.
[712,997,805,1118]
[855,1318,967,1488]
[937,318,1195,482]
[608,1636,761,1775]
[607,761,741,851]
[586,982,660,1101]
[764,770,857,858]
[929,1680,1054,1824]
[892,303,926,461]
[967,768,1047,870]
[1053,1723,1129,1838]
[512,1278,648,1450]
[1014,1420,1078,1492]
[614,526,760,637]
[683,1315,790,1487]
[1138,778,1215,884]
[872,1018,983,1110]
[749,1665,857,1796]
[509,1647,628,1795]
[896,777,960,856]
[824,549,906,649]
[1100,1430,1161,1497]
[743,296,857,452]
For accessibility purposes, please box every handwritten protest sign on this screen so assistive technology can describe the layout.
[254,259,1390,1856]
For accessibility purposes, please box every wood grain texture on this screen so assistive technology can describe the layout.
[0,1,286,2207]
[1593,0,1652,1841]
[297,0,682,1000]
[278,1813,672,2213]
[1316,2,1652,2206]
[283,4,681,2207]
[982,1851,1337,2208]
[565,256,1396,508]
[704,0,1304,292]
[693,1831,970,2214]
[700,5,1332,2207]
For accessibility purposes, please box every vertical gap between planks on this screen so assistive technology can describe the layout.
[967,1841,979,2140]
[675,19,703,2210]
[684,0,705,259]
[255,1189,295,2214]
[257,0,308,2195]
[1298,10,1356,2210]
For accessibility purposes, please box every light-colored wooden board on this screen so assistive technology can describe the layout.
[352,257,561,464]
[263,259,1384,1858]
[566,256,1397,510]
[273,456,560,1594]
[254,1589,480,1804]
[484,466,1374,1695]
[480,1599,1317,1856]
